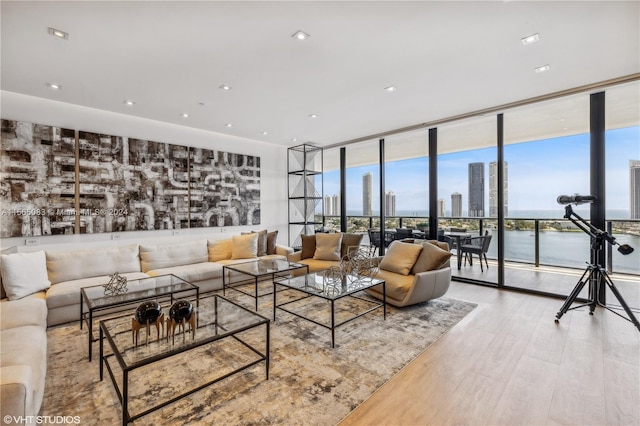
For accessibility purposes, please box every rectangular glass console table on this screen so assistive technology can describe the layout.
[81,274,199,361]
[222,259,308,310]
[99,294,270,426]
[273,272,386,348]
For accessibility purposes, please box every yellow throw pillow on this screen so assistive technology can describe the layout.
[208,239,232,261]
[231,233,259,259]
[313,233,343,261]
[411,241,453,274]
[379,241,423,275]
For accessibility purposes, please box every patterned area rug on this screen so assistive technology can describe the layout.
[41,292,476,425]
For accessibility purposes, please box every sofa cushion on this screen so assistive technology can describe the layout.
[231,233,258,259]
[374,269,416,302]
[411,241,453,274]
[266,230,279,255]
[146,262,223,283]
[295,258,339,274]
[47,245,141,284]
[140,240,207,272]
[379,241,423,276]
[341,233,364,258]
[0,297,47,330]
[300,235,316,260]
[0,325,47,413]
[313,233,343,261]
[45,272,152,310]
[208,239,232,262]
[0,251,51,301]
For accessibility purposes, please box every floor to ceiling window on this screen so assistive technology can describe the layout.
[383,129,429,232]
[343,140,381,235]
[503,93,591,295]
[318,78,639,301]
[321,148,341,231]
[605,81,640,309]
[438,115,498,285]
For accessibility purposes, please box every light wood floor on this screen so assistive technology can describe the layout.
[339,281,640,426]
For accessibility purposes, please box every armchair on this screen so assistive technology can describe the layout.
[365,240,452,307]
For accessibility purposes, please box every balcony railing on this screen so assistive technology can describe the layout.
[319,215,640,276]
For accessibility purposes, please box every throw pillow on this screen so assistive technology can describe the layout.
[231,233,259,259]
[379,241,423,276]
[208,239,232,261]
[411,241,453,274]
[266,230,279,255]
[340,233,364,258]
[313,233,343,261]
[300,234,316,260]
[0,251,51,300]
[243,229,268,256]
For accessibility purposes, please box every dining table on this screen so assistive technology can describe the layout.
[444,231,473,270]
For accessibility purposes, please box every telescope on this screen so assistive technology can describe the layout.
[557,194,597,205]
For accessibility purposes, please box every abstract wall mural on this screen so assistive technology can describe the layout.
[189,148,261,227]
[0,120,77,238]
[0,119,261,238]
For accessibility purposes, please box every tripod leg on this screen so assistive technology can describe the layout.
[556,267,592,321]
[601,272,640,332]
[588,269,599,315]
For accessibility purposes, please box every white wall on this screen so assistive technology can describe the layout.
[0,91,289,252]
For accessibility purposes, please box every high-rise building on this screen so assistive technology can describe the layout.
[451,192,462,217]
[468,162,484,217]
[438,198,446,217]
[363,172,373,216]
[323,194,340,216]
[489,161,508,217]
[385,191,396,216]
[631,160,640,219]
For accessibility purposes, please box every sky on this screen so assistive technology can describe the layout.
[322,126,640,216]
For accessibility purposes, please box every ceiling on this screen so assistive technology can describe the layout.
[1,1,639,148]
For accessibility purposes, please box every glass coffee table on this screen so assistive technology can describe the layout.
[99,294,270,426]
[81,274,199,361]
[222,259,308,310]
[273,271,386,348]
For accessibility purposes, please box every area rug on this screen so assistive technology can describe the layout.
[41,293,476,425]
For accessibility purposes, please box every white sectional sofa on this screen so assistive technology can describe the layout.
[0,232,293,421]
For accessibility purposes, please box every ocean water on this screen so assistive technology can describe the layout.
[339,210,639,274]
[487,229,640,275]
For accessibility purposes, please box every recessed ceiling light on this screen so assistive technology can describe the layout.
[123,100,135,106]
[534,64,551,73]
[262,131,268,135]
[47,83,62,90]
[48,27,68,40]
[384,86,397,92]
[309,114,318,118]
[521,33,540,45]
[225,123,232,128]
[181,113,189,118]
[219,84,231,90]
[292,30,310,40]
[291,138,297,142]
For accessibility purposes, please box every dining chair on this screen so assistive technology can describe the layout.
[367,229,382,256]
[460,231,492,271]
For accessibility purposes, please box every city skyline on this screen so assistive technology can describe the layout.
[322,126,639,217]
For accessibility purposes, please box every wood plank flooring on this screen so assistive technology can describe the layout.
[339,281,640,426]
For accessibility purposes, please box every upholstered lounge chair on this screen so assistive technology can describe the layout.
[365,240,452,307]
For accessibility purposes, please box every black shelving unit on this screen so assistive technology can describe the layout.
[287,144,323,249]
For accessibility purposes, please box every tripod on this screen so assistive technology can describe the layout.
[555,205,640,332]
